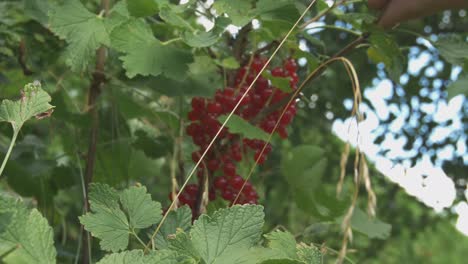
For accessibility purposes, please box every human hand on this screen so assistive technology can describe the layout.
[368,0,468,28]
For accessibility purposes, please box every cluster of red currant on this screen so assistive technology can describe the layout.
[174,56,299,212]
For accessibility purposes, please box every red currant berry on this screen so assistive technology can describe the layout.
[230,175,244,190]
[284,58,297,73]
[254,151,266,164]
[191,97,205,110]
[223,162,237,176]
[207,159,220,171]
[214,176,228,189]
[186,184,198,196]
[207,102,222,114]
[271,67,284,77]
[222,190,234,200]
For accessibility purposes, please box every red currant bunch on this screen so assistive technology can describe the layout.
[177,56,298,212]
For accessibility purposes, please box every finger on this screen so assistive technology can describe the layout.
[368,0,388,10]
[377,0,421,28]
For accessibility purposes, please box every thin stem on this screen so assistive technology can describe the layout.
[395,28,434,45]
[161,37,182,45]
[131,230,147,249]
[310,243,356,264]
[307,25,361,36]
[0,130,19,178]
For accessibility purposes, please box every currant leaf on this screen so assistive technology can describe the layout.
[447,74,468,99]
[264,230,298,259]
[218,114,270,142]
[79,183,162,252]
[110,18,193,79]
[367,29,405,82]
[154,205,192,249]
[340,207,392,239]
[0,82,54,132]
[190,204,264,264]
[435,34,468,66]
[48,0,110,72]
[0,196,56,264]
[212,0,256,27]
[120,186,162,229]
[97,249,192,264]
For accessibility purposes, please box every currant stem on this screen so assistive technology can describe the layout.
[0,130,19,178]
[132,230,147,249]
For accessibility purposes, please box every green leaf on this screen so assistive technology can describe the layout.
[182,31,219,48]
[127,0,159,17]
[159,6,193,29]
[145,75,219,97]
[168,230,201,261]
[79,185,129,252]
[213,0,256,27]
[342,208,392,239]
[281,145,340,219]
[105,1,131,33]
[48,0,110,72]
[0,196,56,264]
[88,182,121,211]
[80,183,163,252]
[120,186,162,229]
[447,75,468,99]
[296,243,322,264]
[281,145,327,188]
[218,115,270,142]
[217,57,240,69]
[146,55,221,96]
[338,13,376,29]
[256,0,300,24]
[97,250,152,264]
[260,259,304,264]
[0,82,54,132]
[24,0,49,24]
[191,204,265,264]
[97,249,192,264]
[367,30,405,82]
[436,35,468,65]
[154,205,192,249]
[264,230,297,259]
[110,18,193,79]
[181,17,230,47]
[133,131,173,159]
[262,71,293,92]
[189,55,219,75]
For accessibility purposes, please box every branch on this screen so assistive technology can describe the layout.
[81,1,110,264]
[254,40,280,55]
[18,39,33,75]
[228,23,253,86]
